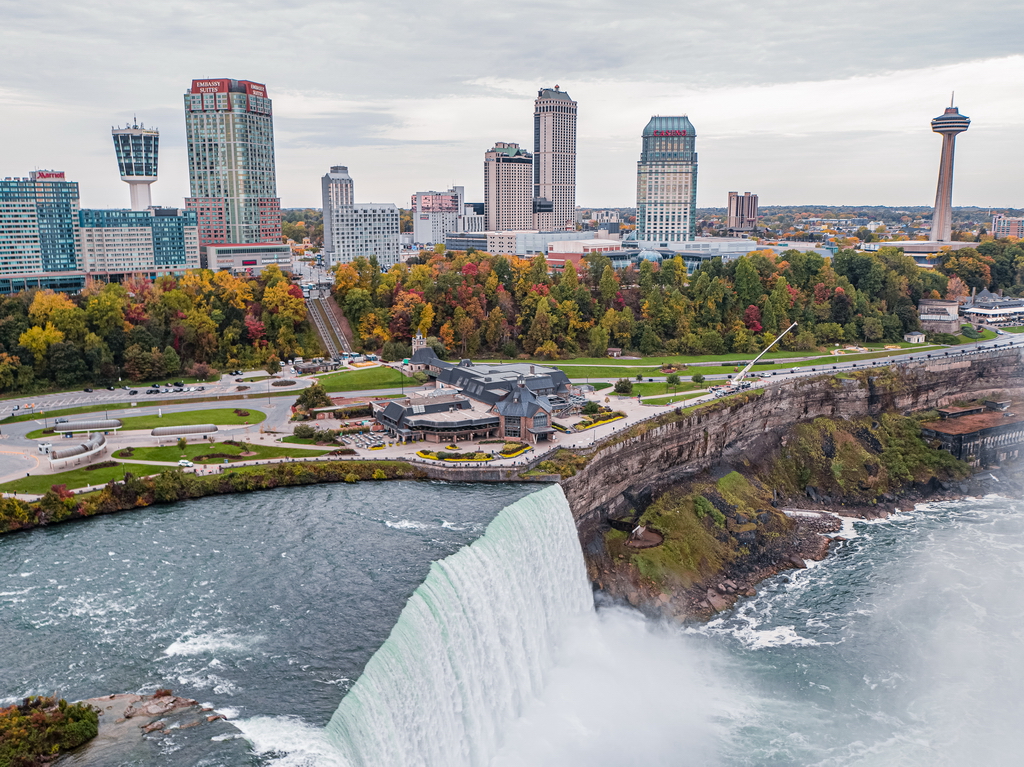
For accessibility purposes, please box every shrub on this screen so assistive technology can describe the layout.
[372,468,387,480]
[84,460,118,471]
[344,473,359,483]
[233,409,250,417]
[582,400,600,415]
[0,696,99,764]
[613,378,633,395]
[293,424,316,439]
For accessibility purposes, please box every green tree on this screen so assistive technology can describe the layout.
[733,256,763,307]
[691,373,706,386]
[613,378,633,394]
[162,346,181,376]
[599,265,619,307]
[296,381,332,410]
[588,324,610,358]
[666,372,681,394]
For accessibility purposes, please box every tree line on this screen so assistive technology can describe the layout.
[0,265,319,393]
[331,241,1024,361]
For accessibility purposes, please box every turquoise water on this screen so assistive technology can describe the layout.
[3,484,1022,766]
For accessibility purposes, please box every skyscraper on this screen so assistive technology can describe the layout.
[484,142,533,232]
[929,101,970,242]
[321,166,400,268]
[727,191,758,231]
[533,86,577,231]
[636,116,697,244]
[183,78,280,246]
[0,171,84,294]
[112,122,159,210]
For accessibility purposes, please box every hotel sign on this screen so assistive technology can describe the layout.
[192,79,228,94]
[653,130,686,136]
[32,171,65,180]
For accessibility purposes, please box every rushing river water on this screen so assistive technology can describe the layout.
[2,483,1023,766]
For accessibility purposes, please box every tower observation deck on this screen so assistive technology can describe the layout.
[112,122,159,211]
[930,103,970,242]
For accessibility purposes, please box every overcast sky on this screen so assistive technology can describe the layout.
[2,0,1022,211]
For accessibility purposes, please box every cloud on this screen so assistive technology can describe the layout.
[1,1,1021,208]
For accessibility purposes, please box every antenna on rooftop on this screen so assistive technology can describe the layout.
[950,92,954,108]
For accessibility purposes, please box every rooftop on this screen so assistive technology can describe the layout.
[925,407,1024,436]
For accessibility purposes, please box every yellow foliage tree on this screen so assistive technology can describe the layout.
[263,281,307,324]
[19,323,65,364]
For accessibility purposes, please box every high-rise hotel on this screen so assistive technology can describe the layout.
[484,142,534,232]
[533,86,577,231]
[183,78,281,246]
[0,171,85,294]
[636,116,697,244]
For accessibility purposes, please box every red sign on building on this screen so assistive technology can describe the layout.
[32,171,65,180]
[242,81,267,98]
[191,79,229,94]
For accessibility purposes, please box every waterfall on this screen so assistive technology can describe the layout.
[325,484,593,767]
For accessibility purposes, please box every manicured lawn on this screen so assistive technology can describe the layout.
[611,381,702,397]
[1002,326,1024,333]
[0,462,158,495]
[117,408,267,431]
[113,441,329,464]
[955,329,998,344]
[315,366,418,392]
[644,392,706,406]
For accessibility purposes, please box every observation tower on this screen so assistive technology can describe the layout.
[929,100,970,242]
[112,121,159,210]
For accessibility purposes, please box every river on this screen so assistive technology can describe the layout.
[2,483,1022,766]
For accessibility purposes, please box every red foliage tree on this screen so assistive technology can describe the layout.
[743,304,763,332]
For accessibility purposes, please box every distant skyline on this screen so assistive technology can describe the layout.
[2,1,1022,212]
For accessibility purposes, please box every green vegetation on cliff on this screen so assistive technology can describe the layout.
[0,696,98,766]
[603,413,971,589]
[606,472,790,589]
[767,413,969,498]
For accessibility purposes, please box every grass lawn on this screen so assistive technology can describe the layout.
[644,392,706,406]
[479,351,828,367]
[0,462,159,495]
[955,329,998,344]
[315,366,418,392]
[612,381,702,397]
[1002,326,1024,333]
[113,441,330,464]
[117,408,267,431]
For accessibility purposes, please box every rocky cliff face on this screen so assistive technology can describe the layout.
[562,348,1024,540]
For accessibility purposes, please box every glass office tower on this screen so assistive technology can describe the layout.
[636,115,697,244]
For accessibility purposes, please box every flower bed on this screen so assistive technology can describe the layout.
[499,443,532,459]
[576,412,626,431]
[416,449,494,462]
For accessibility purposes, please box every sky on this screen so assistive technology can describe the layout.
[2,0,1022,211]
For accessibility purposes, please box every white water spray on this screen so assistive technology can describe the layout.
[324,484,593,767]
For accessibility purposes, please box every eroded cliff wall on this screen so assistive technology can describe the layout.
[562,348,1024,538]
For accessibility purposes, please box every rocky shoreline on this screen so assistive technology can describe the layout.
[591,464,1023,622]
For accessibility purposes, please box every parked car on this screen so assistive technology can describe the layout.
[172,381,184,387]
[55,418,68,424]
[83,388,93,392]
[106,386,115,391]
[146,389,159,394]
[129,390,138,395]
[178,459,194,467]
